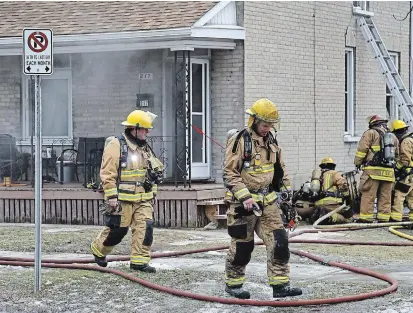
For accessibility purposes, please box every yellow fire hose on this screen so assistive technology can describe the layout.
[388,225,413,241]
[312,204,413,229]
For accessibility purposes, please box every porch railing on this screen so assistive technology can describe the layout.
[1,135,191,187]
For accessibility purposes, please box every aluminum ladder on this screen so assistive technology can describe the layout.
[357,15,413,127]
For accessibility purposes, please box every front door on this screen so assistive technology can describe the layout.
[190,59,210,179]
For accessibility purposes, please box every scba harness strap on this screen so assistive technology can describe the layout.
[117,135,128,188]
[231,129,284,192]
[231,129,278,171]
[115,135,163,190]
[367,128,396,168]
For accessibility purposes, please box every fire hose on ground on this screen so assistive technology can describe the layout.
[388,225,413,241]
[0,227,412,307]
[312,203,413,229]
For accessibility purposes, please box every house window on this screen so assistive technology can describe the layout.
[386,52,400,120]
[353,1,370,11]
[23,68,72,140]
[345,48,355,136]
[353,1,373,16]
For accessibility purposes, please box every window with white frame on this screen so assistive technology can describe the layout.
[345,48,355,136]
[386,52,400,121]
[353,1,370,11]
[23,54,72,141]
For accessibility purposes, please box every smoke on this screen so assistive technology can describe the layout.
[71,50,163,138]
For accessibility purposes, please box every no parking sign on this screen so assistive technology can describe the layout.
[22,28,54,293]
[23,29,53,75]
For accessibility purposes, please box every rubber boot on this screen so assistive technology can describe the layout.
[130,263,156,273]
[93,254,108,267]
[225,285,250,299]
[272,284,302,298]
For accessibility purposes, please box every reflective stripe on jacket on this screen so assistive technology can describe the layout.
[354,127,399,182]
[396,132,413,172]
[315,169,348,206]
[101,134,157,202]
[223,128,290,204]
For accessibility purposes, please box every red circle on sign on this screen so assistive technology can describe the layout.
[28,32,48,53]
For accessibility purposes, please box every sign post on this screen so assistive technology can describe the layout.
[23,28,53,293]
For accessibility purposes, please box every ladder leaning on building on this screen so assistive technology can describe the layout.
[355,10,413,126]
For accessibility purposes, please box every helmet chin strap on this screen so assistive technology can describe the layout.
[135,124,139,140]
[134,123,147,147]
[251,120,260,135]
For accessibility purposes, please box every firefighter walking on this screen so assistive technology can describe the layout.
[90,110,163,273]
[223,98,302,299]
[309,157,352,225]
[354,115,398,223]
[390,120,413,222]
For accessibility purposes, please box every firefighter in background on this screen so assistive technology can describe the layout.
[292,181,315,222]
[223,98,302,299]
[90,110,164,273]
[390,120,413,222]
[309,157,352,224]
[354,115,399,223]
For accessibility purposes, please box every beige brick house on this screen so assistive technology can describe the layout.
[0,0,411,189]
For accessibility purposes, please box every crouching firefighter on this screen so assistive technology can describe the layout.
[308,157,352,225]
[390,120,413,222]
[291,181,316,221]
[90,110,164,273]
[354,115,399,223]
[223,98,302,299]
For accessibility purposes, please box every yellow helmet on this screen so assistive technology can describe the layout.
[121,110,156,129]
[320,157,335,166]
[390,119,408,132]
[246,99,279,127]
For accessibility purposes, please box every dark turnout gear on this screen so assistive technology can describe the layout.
[354,122,399,222]
[223,103,301,298]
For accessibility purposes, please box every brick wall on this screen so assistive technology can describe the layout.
[243,1,411,188]
[0,56,21,137]
[210,41,245,182]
